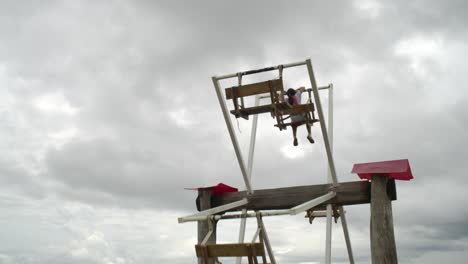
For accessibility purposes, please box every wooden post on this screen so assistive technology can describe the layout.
[370,174,398,264]
[197,189,217,264]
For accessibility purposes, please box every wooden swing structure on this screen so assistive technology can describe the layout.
[224,67,318,130]
[178,59,410,264]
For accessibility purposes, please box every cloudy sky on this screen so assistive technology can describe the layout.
[1,0,468,263]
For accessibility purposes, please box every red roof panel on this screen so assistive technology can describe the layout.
[351,159,413,181]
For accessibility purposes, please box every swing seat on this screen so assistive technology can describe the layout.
[223,77,318,132]
[229,102,291,117]
[274,103,318,130]
[195,243,268,264]
[225,79,284,119]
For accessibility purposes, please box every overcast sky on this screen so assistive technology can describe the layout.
[1,0,468,263]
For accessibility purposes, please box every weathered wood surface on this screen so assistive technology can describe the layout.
[209,181,393,211]
[279,103,315,115]
[229,103,290,116]
[230,104,276,116]
[227,100,314,117]
[225,79,282,100]
[370,174,398,264]
[197,189,216,264]
[195,243,265,257]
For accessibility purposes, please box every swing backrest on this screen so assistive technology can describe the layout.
[225,79,283,100]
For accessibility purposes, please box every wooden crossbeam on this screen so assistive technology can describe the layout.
[209,181,396,212]
[225,79,283,100]
[195,243,265,257]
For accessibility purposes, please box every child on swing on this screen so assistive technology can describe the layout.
[285,87,315,146]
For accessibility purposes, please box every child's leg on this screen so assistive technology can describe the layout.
[306,124,314,143]
[292,125,298,146]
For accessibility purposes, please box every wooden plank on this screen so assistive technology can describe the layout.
[225,79,283,100]
[274,119,319,128]
[370,174,398,263]
[210,181,385,211]
[229,103,291,116]
[230,104,273,116]
[228,103,315,118]
[195,243,265,257]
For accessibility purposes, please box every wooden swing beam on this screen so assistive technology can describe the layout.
[205,180,396,212]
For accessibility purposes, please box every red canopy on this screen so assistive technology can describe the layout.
[351,159,413,181]
[185,183,238,195]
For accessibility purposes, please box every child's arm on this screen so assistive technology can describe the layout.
[296,86,306,93]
